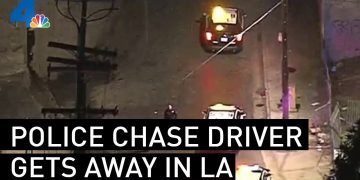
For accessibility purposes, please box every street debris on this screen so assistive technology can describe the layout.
[312,102,320,106]
[340,106,348,111]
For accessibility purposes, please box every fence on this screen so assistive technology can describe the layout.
[330,102,341,160]
[330,98,360,160]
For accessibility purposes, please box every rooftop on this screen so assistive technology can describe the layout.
[209,103,237,111]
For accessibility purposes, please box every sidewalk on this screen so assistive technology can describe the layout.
[0,72,42,118]
[255,1,333,179]
[0,19,41,118]
[0,15,58,118]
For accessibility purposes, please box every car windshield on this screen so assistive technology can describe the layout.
[208,111,235,119]
[211,7,238,25]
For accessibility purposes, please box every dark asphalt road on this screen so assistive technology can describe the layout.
[121,0,276,167]
[79,0,273,120]
[78,0,270,166]
[20,0,272,120]
[2,0,274,167]
[102,0,272,166]
[0,0,322,171]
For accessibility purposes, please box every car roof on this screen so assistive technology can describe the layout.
[212,6,239,12]
[209,103,237,111]
[236,165,263,180]
[223,7,238,14]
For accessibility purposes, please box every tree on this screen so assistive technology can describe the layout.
[334,119,360,180]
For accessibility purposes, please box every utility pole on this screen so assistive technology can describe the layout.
[281,0,289,119]
[42,0,118,118]
[76,0,88,119]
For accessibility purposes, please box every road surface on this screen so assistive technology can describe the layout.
[45,0,272,120]
[25,0,270,167]
[1,0,276,167]
[92,0,274,167]
[0,0,323,171]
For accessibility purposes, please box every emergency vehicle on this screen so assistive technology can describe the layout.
[198,6,246,53]
[236,165,272,180]
[203,103,246,119]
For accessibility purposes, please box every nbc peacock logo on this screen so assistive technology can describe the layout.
[30,14,51,28]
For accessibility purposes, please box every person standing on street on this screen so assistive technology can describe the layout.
[164,104,177,119]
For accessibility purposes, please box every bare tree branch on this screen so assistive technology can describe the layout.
[55,0,79,30]
[86,0,117,22]
[67,0,80,29]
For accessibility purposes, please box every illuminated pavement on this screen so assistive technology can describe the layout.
[24,0,271,119]
[259,0,332,179]
[102,0,270,168]
[23,0,270,168]
[85,0,267,119]
[0,0,325,176]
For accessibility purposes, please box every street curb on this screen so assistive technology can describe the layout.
[252,25,278,174]
[258,26,279,177]
[261,40,271,120]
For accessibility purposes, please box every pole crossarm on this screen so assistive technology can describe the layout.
[47,57,117,70]
[47,57,117,79]
[41,106,119,116]
[47,57,78,65]
[48,41,117,57]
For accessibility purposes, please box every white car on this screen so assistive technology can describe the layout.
[203,103,246,119]
[236,165,272,180]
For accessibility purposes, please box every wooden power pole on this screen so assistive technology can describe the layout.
[281,0,289,119]
[42,0,118,118]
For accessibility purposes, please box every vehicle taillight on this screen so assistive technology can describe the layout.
[206,32,212,40]
[236,34,243,41]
